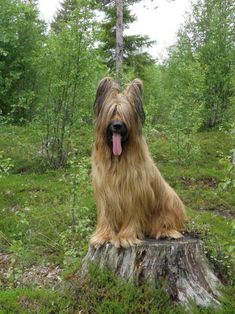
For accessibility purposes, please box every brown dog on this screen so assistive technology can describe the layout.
[90,77,186,248]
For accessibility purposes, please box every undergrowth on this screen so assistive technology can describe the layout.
[0,123,234,313]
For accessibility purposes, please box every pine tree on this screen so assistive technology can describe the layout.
[98,1,154,77]
[51,0,154,78]
[51,0,78,33]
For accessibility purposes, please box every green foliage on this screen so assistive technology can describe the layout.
[75,264,181,314]
[219,155,235,191]
[51,0,96,33]
[0,124,234,312]
[162,52,204,164]
[142,0,235,135]
[59,154,94,268]
[142,43,204,164]
[39,2,105,168]
[97,1,154,79]
[182,0,235,128]
[71,263,235,314]
[0,0,45,123]
[0,0,235,311]
[188,217,235,282]
[51,0,78,32]
[217,123,235,192]
[51,0,154,82]
[0,289,72,313]
[0,151,14,177]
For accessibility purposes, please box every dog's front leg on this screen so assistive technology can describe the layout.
[90,209,115,248]
[90,226,113,248]
[109,219,143,248]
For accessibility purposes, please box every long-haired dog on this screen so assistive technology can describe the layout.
[90,77,186,248]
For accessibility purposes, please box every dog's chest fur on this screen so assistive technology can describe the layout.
[92,147,158,218]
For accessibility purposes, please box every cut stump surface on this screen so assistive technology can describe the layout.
[82,237,221,308]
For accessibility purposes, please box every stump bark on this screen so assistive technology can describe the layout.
[82,237,221,308]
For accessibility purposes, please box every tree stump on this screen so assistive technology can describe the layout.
[82,237,221,308]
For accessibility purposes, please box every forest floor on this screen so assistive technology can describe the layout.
[0,123,234,313]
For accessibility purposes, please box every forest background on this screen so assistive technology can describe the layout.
[0,0,234,312]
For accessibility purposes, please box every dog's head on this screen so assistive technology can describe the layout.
[93,77,145,156]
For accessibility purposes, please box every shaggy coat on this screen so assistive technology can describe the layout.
[90,77,186,248]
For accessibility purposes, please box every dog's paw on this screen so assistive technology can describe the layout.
[110,237,141,248]
[90,236,108,248]
[156,230,184,240]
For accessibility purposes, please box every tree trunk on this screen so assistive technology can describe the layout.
[82,237,221,308]
[116,0,123,85]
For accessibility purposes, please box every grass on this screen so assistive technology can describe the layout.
[0,123,234,313]
[0,289,73,313]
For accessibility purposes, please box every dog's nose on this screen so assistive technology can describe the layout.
[112,121,123,131]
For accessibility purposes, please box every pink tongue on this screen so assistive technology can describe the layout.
[112,133,122,156]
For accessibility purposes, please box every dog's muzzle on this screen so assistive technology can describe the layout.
[106,121,129,156]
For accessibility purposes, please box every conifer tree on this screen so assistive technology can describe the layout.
[51,0,154,78]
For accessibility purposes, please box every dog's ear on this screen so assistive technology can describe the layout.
[125,79,145,125]
[94,77,119,117]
